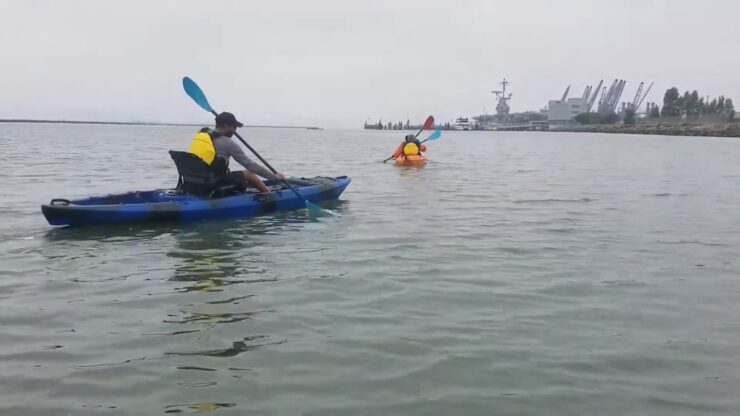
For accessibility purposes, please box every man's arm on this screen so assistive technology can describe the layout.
[225,140,280,181]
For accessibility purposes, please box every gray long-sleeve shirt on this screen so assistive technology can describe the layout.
[209,132,278,181]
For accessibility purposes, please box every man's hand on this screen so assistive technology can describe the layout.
[275,173,286,181]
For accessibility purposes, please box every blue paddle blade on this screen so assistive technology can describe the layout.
[182,77,213,113]
[426,128,442,141]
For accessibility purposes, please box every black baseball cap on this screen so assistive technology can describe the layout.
[215,112,244,128]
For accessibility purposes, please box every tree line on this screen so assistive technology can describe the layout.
[658,88,734,118]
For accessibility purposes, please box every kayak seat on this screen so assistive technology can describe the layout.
[169,150,238,198]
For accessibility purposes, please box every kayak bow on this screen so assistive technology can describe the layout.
[393,155,427,167]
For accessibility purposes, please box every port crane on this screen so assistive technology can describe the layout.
[633,82,653,112]
[586,80,603,112]
[598,79,626,114]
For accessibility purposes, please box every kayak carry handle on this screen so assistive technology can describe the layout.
[49,198,71,206]
[252,194,273,202]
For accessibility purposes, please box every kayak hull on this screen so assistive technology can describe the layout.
[41,176,350,227]
[394,155,427,166]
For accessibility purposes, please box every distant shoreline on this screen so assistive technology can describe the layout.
[0,119,321,130]
[551,122,740,138]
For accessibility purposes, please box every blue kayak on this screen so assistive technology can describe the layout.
[41,176,351,227]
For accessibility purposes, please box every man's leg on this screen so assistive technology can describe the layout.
[243,171,269,193]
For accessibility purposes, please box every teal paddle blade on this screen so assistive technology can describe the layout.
[305,200,336,216]
[426,128,442,141]
[182,77,214,113]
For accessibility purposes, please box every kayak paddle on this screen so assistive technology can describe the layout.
[420,128,442,144]
[382,115,434,163]
[182,76,332,216]
[414,115,435,139]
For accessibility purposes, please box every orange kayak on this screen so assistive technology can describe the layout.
[394,154,427,166]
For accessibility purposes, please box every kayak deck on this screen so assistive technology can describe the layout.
[41,176,350,227]
[394,155,427,166]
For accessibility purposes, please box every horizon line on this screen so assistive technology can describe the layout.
[0,118,322,130]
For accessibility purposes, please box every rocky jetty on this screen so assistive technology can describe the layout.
[556,122,740,138]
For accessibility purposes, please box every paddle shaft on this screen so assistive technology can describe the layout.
[209,110,304,199]
[413,123,427,140]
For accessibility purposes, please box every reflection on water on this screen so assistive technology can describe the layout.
[44,222,181,242]
[160,216,321,360]
[163,402,237,414]
[165,335,285,358]
[164,310,264,325]
[169,223,267,293]
[167,212,329,291]
[34,207,351,413]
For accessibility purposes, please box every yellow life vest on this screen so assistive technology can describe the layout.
[403,142,420,156]
[188,129,217,165]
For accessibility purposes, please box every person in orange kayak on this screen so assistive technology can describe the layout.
[392,134,427,160]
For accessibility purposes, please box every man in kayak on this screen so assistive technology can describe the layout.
[392,134,427,160]
[189,112,284,193]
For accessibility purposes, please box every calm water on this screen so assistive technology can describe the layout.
[1,123,739,415]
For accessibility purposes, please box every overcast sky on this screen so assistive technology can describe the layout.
[1,0,738,128]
